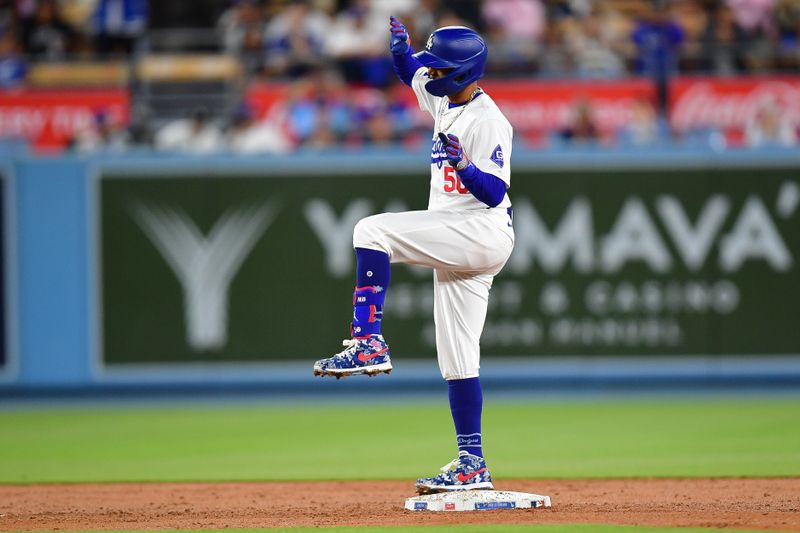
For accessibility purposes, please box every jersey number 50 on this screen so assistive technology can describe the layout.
[443,167,469,194]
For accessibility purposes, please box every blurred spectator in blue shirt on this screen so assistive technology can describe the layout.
[285,69,351,147]
[776,0,800,53]
[352,86,401,145]
[632,4,684,110]
[383,82,418,141]
[91,0,148,57]
[0,28,27,88]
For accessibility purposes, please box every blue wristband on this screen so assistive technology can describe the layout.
[393,46,423,87]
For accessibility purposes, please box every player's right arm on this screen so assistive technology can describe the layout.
[389,16,438,116]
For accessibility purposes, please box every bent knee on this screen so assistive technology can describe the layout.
[353,214,390,252]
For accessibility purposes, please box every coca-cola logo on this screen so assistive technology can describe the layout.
[671,81,800,131]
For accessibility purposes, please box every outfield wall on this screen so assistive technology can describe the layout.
[2,146,800,392]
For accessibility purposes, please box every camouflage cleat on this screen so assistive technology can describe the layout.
[313,335,392,378]
[415,451,494,495]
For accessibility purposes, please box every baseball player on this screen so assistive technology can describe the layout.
[314,17,514,495]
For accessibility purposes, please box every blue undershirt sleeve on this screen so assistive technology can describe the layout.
[393,46,423,87]
[456,164,507,208]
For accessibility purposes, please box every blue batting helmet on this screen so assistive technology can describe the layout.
[413,26,488,97]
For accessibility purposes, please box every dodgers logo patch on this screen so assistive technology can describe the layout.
[431,137,447,169]
[490,145,504,168]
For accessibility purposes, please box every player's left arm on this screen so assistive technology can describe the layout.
[438,120,512,208]
[390,16,423,87]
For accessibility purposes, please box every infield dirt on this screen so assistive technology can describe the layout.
[1,478,799,531]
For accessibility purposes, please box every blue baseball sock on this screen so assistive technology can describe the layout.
[352,248,390,337]
[448,377,483,457]
[356,248,390,288]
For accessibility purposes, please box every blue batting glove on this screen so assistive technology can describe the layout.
[438,132,471,171]
[390,16,410,55]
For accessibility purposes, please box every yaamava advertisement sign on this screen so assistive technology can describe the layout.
[99,167,799,364]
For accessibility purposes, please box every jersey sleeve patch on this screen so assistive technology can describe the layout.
[490,145,504,168]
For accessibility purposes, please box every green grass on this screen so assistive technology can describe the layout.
[1,399,798,483]
[60,527,785,533]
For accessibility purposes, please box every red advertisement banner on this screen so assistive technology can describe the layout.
[3,76,797,150]
[479,79,656,134]
[670,76,800,132]
[247,79,657,139]
[0,89,129,150]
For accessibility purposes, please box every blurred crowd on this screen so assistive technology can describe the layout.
[66,80,799,154]
[0,0,798,152]
[0,0,147,86]
[1,0,798,84]
[222,0,800,83]
[68,69,429,154]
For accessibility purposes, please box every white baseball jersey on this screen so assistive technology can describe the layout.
[352,68,515,380]
[411,68,513,211]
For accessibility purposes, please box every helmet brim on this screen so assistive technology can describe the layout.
[412,50,458,69]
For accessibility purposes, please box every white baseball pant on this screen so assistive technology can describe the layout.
[353,208,514,380]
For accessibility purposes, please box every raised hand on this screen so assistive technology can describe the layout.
[438,132,470,171]
[390,16,410,55]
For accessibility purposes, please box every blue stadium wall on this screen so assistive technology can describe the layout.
[2,145,800,394]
